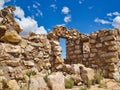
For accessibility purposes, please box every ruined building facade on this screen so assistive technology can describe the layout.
[0,6,120,81]
[48,26,120,80]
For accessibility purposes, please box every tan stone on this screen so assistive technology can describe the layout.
[55,56,64,64]
[3,60,20,67]
[3,30,21,43]
[62,64,72,73]
[24,61,35,67]
[4,45,21,54]
[100,35,116,42]
[0,76,7,90]
[108,45,118,51]
[7,80,20,90]
[75,45,80,50]
[80,67,95,84]
[48,72,65,90]
[0,25,7,38]
[25,45,34,52]
[20,39,28,48]
[104,58,119,63]
[0,70,4,76]
[30,75,49,90]
[96,43,102,48]
[100,52,118,58]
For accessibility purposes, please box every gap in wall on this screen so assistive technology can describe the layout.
[60,38,66,59]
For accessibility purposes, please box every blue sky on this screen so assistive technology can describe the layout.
[1,0,120,57]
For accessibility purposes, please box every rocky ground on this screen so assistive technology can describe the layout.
[66,79,120,90]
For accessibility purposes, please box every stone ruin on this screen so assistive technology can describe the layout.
[48,25,120,81]
[0,6,120,90]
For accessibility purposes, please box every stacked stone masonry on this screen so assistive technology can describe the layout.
[0,6,120,81]
[48,26,120,80]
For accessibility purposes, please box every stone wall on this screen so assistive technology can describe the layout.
[0,6,120,81]
[0,33,52,79]
[49,26,120,80]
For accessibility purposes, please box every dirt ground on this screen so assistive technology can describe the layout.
[65,79,120,90]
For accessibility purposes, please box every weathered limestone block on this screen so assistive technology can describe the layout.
[90,53,96,58]
[89,39,96,44]
[7,80,20,90]
[83,42,90,53]
[107,64,117,71]
[96,43,102,48]
[100,52,118,58]
[104,57,119,63]
[108,45,119,51]
[0,76,7,90]
[75,45,80,50]
[4,44,21,54]
[80,66,95,84]
[25,45,34,52]
[74,50,81,54]
[20,39,28,48]
[48,72,65,90]
[24,61,35,67]
[90,48,97,53]
[71,64,84,74]
[62,64,72,73]
[75,39,80,44]
[104,41,116,46]
[113,72,120,81]
[3,30,21,43]
[100,35,116,42]
[30,75,49,90]
[52,41,60,46]
[55,56,64,64]
[53,46,62,51]
[2,60,20,67]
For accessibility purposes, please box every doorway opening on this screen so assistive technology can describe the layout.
[60,38,66,59]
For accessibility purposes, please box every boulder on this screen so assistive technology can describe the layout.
[0,76,7,90]
[7,80,20,90]
[80,67,95,84]
[3,30,21,43]
[48,72,65,90]
[29,75,49,90]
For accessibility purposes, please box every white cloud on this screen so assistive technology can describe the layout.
[107,13,112,17]
[61,6,70,14]
[27,6,30,11]
[35,26,47,34]
[36,10,43,16]
[88,6,93,10]
[107,12,120,17]
[0,0,5,10]
[94,18,111,24]
[33,4,38,8]
[113,12,120,16]
[33,2,40,8]
[14,6,47,35]
[112,16,120,28]
[4,0,11,2]
[78,0,84,4]
[64,15,71,23]
[14,6,25,19]
[35,2,40,6]
[50,4,57,10]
